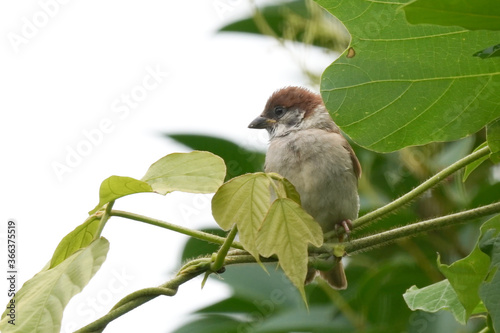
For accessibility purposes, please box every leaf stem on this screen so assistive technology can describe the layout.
[341,201,500,253]
[267,173,287,198]
[352,145,491,229]
[94,201,114,240]
[110,210,244,250]
[211,226,238,272]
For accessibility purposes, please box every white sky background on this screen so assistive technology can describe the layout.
[0,1,337,332]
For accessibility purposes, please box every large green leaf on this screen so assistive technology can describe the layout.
[49,215,101,268]
[316,0,500,152]
[89,176,152,214]
[142,151,226,194]
[166,134,265,180]
[211,173,271,260]
[256,198,323,303]
[0,238,109,333]
[402,0,500,31]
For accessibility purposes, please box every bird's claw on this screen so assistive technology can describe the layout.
[335,219,352,242]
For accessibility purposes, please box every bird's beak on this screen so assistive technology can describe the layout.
[248,116,275,129]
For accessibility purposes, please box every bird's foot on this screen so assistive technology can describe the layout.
[334,219,352,242]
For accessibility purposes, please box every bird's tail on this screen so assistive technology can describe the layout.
[319,259,347,290]
[305,256,347,289]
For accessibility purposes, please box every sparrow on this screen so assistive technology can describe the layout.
[248,86,361,289]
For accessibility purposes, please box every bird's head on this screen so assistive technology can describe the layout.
[248,86,338,138]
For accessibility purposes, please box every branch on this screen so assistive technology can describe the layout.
[76,200,500,332]
[352,145,491,229]
[341,201,500,254]
[75,254,275,333]
[73,259,209,333]
[110,210,244,250]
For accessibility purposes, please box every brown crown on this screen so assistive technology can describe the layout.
[264,86,323,116]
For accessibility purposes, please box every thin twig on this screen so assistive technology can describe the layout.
[110,210,244,250]
[352,146,490,229]
[342,201,500,253]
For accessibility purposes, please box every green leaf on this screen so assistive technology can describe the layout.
[316,0,500,152]
[404,216,500,326]
[171,315,242,333]
[206,263,302,308]
[0,238,109,333]
[487,118,500,163]
[479,217,500,333]
[472,301,488,315]
[463,142,490,182]
[219,0,349,52]
[256,198,323,304]
[437,249,490,319]
[354,256,429,326]
[474,44,500,59]
[195,296,262,315]
[49,215,101,268]
[253,305,351,332]
[211,173,271,260]
[142,151,226,195]
[89,151,226,214]
[89,176,152,214]
[166,134,265,181]
[436,216,500,318]
[402,0,500,31]
[279,177,302,205]
[403,280,467,324]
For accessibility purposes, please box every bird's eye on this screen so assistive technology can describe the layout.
[274,106,285,118]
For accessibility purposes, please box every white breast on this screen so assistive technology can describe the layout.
[265,129,359,232]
